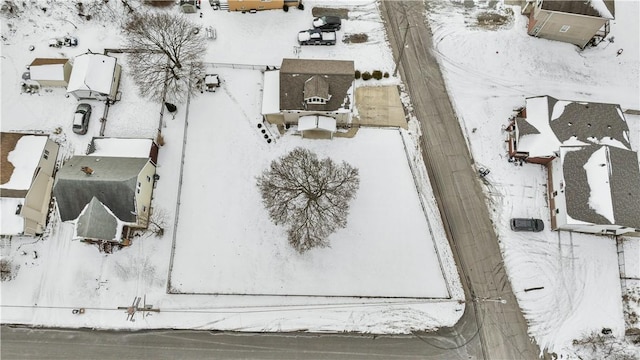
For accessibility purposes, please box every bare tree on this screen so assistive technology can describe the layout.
[124,12,205,102]
[139,207,169,237]
[257,147,360,253]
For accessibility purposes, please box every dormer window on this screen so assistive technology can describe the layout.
[303,75,330,106]
[306,96,328,104]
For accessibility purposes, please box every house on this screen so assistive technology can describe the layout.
[52,140,157,247]
[520,0,614,48]
[1,133,59,236]
[262,58,355,130]
[507,95,630,164]
[28,58,72,87]
[67,53,122,102]
[227,0,300,12]
[547,145,640,235]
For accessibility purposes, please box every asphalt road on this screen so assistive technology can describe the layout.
[1,324,483,360]
[380,1,544,359]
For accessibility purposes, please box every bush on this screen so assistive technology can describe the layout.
[383,72,389,78]
[372,70,383,80]
[361,71,372,81]
[156,133,165,146]
[283,4,289,11]
[297,3,304,10]
[354,70,361,79]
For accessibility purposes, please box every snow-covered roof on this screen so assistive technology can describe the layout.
[517,96,630,158]
[261,70,280,115]
[67,53,116,95]
[561,145,640,229]
[298,115,337,132]
[89,138,153,158]
[0,198,24,235]
[541,0,614,19]
[0,133,48,191]
[29,59,68,81]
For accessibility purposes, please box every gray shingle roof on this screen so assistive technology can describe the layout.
[563,146,640,229]
[53,156,149,223]
[541,0,615,18]
[279,58,354,112]
[75,197,118,241]
[548,97,630,148]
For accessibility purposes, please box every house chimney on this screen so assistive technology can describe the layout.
[81,166,94,175]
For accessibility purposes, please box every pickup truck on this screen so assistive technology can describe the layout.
[298,29,336,46]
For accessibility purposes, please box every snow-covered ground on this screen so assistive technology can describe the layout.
[1,0,639,357]
[1,0,464,334]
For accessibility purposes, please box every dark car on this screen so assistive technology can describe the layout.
[510,218,544,232]
[73,103,92,135]
[312,16,341,31]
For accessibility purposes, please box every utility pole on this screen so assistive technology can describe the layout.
[118,295,160,322]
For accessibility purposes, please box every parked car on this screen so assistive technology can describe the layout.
[510,218,544,232]
[312,16,341,31]
[298,29,336,46]
[73,103,92,135]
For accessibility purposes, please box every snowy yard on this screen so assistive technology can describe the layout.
[170,68,451,298]
[1,0,639,356]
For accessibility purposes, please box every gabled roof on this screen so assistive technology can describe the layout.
[29,58,69,66]
[517,96,630,157]
[75,197,120,241]
[67,53,117,95]
[53,156,150,223]
[562,145,640,229]
[279,58,354,112]
[304,75,330,100]
[540,0,614,19]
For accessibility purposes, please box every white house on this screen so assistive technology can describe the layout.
[67,53,122,102]
[547,145,640,235]
[0,133,59,236]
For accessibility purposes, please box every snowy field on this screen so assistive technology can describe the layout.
[1,0,639,355]
[426,0,639,356]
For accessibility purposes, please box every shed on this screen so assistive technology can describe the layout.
[28,58,72,87]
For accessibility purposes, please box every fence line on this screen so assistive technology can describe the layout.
[203,62,279,71]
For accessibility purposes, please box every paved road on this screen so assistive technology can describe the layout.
[1,324,482,360]
[380,1,543,359]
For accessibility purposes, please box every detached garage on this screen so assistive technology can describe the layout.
[28,58,72,87]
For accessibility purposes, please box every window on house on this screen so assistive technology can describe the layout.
[559,25,570,33]
[555,209,560,214]
[147,176,151,182]
[142,206,147,212]
[306,97,327,105]
[553,191,558,197]
[43,149,49,160]
[137,182,141,188]
[137,188,140,194]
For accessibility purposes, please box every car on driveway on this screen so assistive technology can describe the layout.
[312,16,341,31]
[73,103,92,135]
[510,218,544,232]
[298,29,336,45]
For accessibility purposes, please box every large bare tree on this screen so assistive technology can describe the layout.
[257,147,360,253]
[124,12,205,102]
